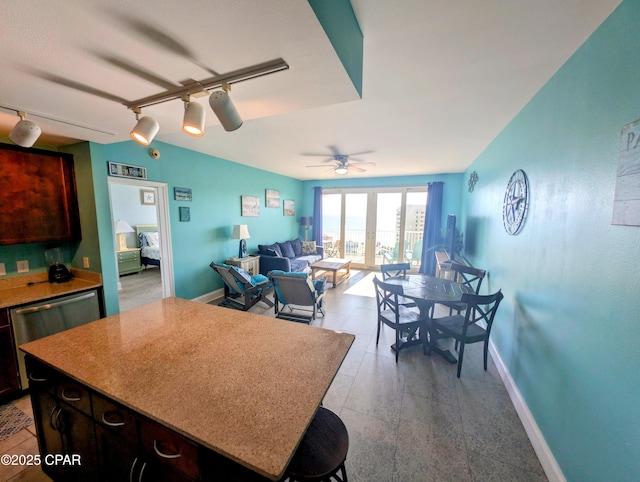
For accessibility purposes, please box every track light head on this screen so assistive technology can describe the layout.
[182,99,205,136]
[130,109,159,145]
[9,111,41,148]
[209,85,242,132]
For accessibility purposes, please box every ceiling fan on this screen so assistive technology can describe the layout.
[304,149,375,175]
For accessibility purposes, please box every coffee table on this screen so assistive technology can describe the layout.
[310,258,351,288]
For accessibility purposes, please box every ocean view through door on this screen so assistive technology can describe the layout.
[322,188,427,269]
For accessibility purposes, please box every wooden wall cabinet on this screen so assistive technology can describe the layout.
[0,144,81,245]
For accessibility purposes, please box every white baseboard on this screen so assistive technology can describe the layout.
[489,341,566,482]
[191,288,224,304]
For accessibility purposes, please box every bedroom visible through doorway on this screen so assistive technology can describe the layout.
[108,178,174,312]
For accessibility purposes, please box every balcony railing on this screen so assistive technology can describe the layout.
[322,228,423,266]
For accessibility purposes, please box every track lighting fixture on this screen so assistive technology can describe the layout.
[209,83,242,132]
[9,111,41,148]
[123,58,288,140]
[182,95,205,136]
[130,108,159,146]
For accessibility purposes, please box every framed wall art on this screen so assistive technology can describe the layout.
[283,199,295,216]
[241,195,260,216]
[174,187,192,201]
[179,207,191,222]
[108,161,147,180]
[266,189,280,208]
[141,189,156,205]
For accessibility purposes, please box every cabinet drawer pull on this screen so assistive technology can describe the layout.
[138,461,147,482]
[53,408,64,432]
[28,372,47,383]
[61,388,81,402]
[101,410,125,427]
[129,457,138,482]
[153,440,182,459]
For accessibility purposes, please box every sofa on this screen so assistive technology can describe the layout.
[258,238,323,276]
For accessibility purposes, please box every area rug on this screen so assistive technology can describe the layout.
[0,404,33,441]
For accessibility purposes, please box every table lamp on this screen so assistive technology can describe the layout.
[300,216,312,241]
[115,220,135,251]
[232,224,251,258]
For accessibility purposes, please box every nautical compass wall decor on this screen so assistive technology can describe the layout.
[502,170,529,235]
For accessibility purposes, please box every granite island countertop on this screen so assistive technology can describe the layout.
[20,297,354,480]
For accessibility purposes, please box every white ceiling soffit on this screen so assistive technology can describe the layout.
[0,0,622,180]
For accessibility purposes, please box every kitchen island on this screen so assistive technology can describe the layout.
[20,297,354,481]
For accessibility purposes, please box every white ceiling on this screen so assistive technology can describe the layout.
[0,0,621,180]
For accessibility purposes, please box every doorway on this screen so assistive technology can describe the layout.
[108,178,174,311]
[322,187,427,269]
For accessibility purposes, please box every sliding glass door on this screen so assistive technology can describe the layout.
[322,187,427,269]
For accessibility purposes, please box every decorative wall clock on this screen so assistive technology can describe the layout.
[502,169,529,235]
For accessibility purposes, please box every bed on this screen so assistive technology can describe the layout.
[136,224,161,268]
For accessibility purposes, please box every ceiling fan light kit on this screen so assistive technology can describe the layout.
[9,111,41,148]
[305,152,376,175]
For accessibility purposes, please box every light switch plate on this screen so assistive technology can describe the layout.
[17,260,29,273]
[0,263,6,276]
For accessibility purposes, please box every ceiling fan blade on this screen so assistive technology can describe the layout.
[348,159,376,165]
[306,164,334,168]
[347,165,366,172]
[347,150,374,157]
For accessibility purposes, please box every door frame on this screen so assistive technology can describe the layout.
[107,177,175,301]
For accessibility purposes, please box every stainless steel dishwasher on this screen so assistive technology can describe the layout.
[10,289,101,389]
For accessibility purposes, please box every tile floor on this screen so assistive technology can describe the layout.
[246,269,547,481]
[0,268,547,481]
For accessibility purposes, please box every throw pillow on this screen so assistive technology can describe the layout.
[301,241,317,255]
[279,241,296,258]
[258,243,282,257]
[265,248,280,257]
[231,267,253,285]
[291,238,303,257]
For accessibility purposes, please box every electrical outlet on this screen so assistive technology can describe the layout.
[0,263,6,276]
[83,257,90,268]
[17,260,29,273]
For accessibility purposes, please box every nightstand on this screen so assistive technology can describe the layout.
[225,256,260,276]
[117,248,142,275]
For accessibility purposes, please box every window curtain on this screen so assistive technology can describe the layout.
[420,182,443,275]
[312,187,323,245]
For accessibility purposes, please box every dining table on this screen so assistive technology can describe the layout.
[384,273,474,363]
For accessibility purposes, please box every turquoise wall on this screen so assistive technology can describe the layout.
[92,141,304,314]
[461,2,639,480]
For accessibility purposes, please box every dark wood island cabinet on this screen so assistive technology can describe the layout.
[21,298,354,481]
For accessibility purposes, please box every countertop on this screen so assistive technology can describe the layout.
[0,269,102,310]
[20,297,354,480]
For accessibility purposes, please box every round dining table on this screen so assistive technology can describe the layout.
[384,274,474,363]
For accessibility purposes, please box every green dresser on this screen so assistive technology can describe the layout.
[117,249,141,276]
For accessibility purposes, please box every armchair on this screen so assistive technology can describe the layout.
[269,270,327,323]
[210,262,273,311]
